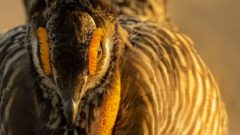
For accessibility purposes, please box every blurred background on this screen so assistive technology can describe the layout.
[0,0,239,134]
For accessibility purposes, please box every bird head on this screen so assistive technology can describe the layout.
[28,0,122,128]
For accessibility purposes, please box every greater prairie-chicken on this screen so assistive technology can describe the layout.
[0,0,228,135]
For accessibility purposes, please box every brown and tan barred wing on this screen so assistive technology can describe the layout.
[0,26,38,135]
[114,19,228,135]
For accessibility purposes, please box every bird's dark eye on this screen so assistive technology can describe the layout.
[97,43,103,61]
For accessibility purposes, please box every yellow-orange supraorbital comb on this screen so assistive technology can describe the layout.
[89,28,104,75]
[37,27,52,76]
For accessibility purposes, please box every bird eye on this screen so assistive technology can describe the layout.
[88,28,104,76]
[97,43,103,61]
[37,27,52,76]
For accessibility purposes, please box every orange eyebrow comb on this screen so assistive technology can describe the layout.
[37,27,52,76]
[88,28,104,76]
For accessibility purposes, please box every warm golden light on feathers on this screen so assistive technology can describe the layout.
[89,28,104,75]
[37,27,52,76]
[98,70,121,135]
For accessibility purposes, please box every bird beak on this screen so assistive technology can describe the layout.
[62,76,88,127]
[63,99,80,127]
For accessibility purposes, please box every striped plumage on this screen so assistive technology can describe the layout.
[0,26,37,134]
[0,0,228,135]
[116,16,228,134]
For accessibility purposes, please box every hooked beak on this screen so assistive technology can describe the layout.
[63,99,80,127]
[62,76,88,127]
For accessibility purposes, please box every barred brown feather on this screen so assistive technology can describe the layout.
[115,16,228,134]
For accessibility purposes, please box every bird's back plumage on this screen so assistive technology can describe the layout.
[115,16,228,134]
